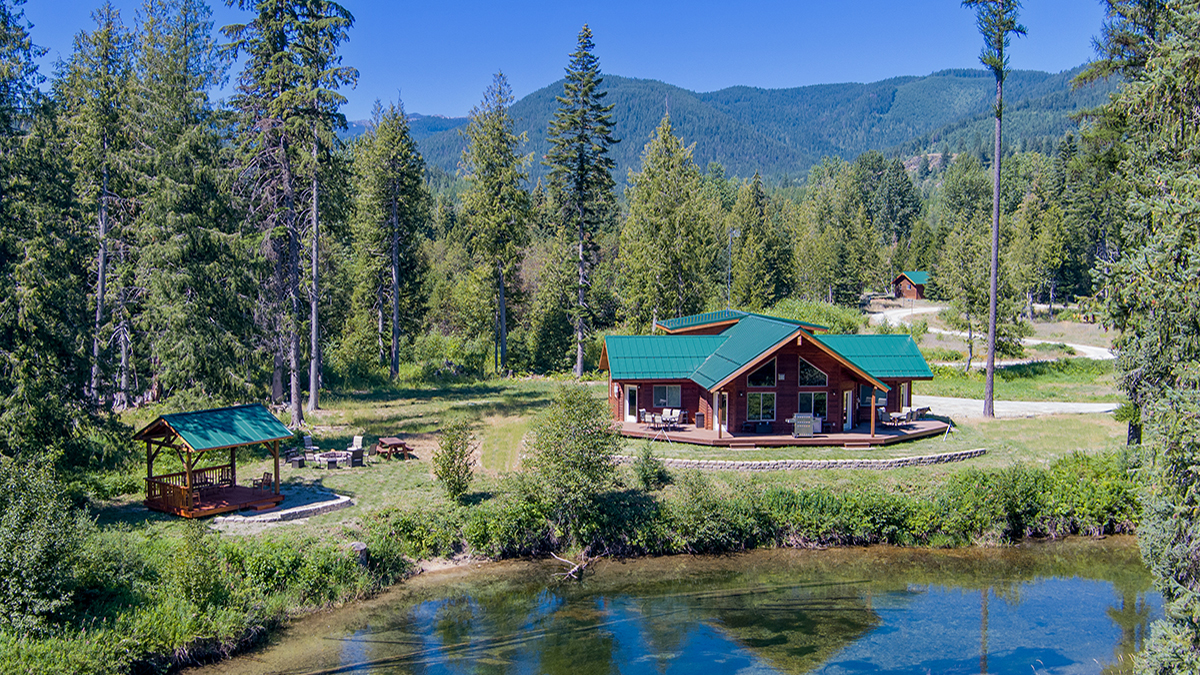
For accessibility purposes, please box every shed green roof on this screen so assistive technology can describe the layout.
[136,403,293,452]
[899,271,929,286]
[603,335,725,380]
[818,335,933,380]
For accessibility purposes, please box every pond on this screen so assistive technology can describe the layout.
[193,536,1160,675]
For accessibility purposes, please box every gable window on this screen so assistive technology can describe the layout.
[796,358,828,387]
[747,392,776,421]
[747,359,776,387]
[653,384,681,408]
[798,392,827,417]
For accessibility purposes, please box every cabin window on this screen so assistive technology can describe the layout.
[798,392,827,417]
[653,384,681,408]
[747,392,776,421]
[796,358,827,386]
[747,359,776,387]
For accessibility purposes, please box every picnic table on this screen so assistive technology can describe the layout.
[377,437,416,460]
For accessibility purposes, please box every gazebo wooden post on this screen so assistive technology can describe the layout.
[230,447,237,486]
[145,441,153,501]
[272,441,280,495]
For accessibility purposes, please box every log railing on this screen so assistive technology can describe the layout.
[146,464,235,512]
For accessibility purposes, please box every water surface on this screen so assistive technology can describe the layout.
[194,537,1159,675]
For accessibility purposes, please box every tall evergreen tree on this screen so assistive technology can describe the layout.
[460,72,530,371]
[55,2,135,406]
[729,173,789,309]
[619,114,716,326]
[544,24,618,377]
[295,0,355,412]
[130,0,256,403]
[224,0,348,422]
[347,99,428,379]
[1093,7,1200,669]
[962,0,1025,417]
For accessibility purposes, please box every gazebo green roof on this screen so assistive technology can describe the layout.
[134,403,293,452]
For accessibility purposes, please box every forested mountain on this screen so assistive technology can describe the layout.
[411,67,1116,182]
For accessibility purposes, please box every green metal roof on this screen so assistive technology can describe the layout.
[657,309,826,333]
[604,335,726,380]
[899,271,929,286]
[140,404,294,452]
[691,315,802,389]
[818,335,933,380]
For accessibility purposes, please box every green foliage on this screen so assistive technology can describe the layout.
[368,506,463,559]
[632,441,670,491]
[619,114,718,326]
[433,419,475,503]
[767,298,867,334]
[462,476,554,558]
[0,459,92,634]
[528,384,621,539]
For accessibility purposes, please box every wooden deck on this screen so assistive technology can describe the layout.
[618,418,949,448]
[145,485,284,518]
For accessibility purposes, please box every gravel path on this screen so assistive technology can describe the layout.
[870,304,1114,360]
[913,394,1120,419]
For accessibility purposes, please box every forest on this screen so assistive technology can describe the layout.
[1,0,1199,671]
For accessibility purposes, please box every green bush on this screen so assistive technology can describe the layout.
[433,420,476,503]
[632,441,670,491]
[368,507,463,559]
[0,459,92,634]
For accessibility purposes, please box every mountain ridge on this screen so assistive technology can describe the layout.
[350,66,1118,183]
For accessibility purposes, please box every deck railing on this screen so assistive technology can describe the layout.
[145,464,235,512]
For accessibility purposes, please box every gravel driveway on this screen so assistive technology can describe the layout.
[912,395,1120,419]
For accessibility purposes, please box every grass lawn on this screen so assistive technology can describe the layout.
[917,359,1124,402]
[102,368,1126,538]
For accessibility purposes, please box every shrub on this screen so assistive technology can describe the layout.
[632,441,670,491]
[368,507,463,559]
[527,384,620,539]
[0,459,92,635]
[433,420,476,503]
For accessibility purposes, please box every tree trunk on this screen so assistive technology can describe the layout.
[307,134,320,413]
[115,290,129,411]
[497,263,508,371]
[983,77,1002,418]
[966,318,975,372]
[281,135,303,428]
[390,196,400,378]
[1048,279,1056,319]
[90,140,110,404]
[574,206,586,377]
[272,351,283,403]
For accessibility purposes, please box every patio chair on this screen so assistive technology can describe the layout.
[252,472,273,491]
[304,450,317,463]
[303,436,320,453]
[350,449,365,468]
[347,435,363,452]
[366,444,379,465]
[877,406,895,427]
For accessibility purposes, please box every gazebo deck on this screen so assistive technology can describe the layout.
[618,418,949,448]
[145,485,284,518]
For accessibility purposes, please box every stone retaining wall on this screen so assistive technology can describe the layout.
[615,448,986,472]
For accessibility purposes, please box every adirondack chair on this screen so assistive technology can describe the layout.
[346,435,363,452]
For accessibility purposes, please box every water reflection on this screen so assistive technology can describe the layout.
[192,537,1160,675]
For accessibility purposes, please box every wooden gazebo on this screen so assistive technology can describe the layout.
[134,403,292,518]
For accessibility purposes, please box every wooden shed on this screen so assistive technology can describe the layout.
[893,271,928,300]
[134,404,292,518]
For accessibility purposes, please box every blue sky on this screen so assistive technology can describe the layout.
[27,0,1107,121]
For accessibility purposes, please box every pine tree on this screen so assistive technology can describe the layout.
[460,72,530,372]
[130,0,257,403]
[619,114,716,327]
[55,2,135,406]
[224,0,309,426]
[544,24,618,377]
[295,0,355,412]
[347,99,428,379]
[729,173,789,309]
[962,0,1025,417]
[0,1,107,465]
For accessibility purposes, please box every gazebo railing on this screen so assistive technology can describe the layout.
[146,464,236,512]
